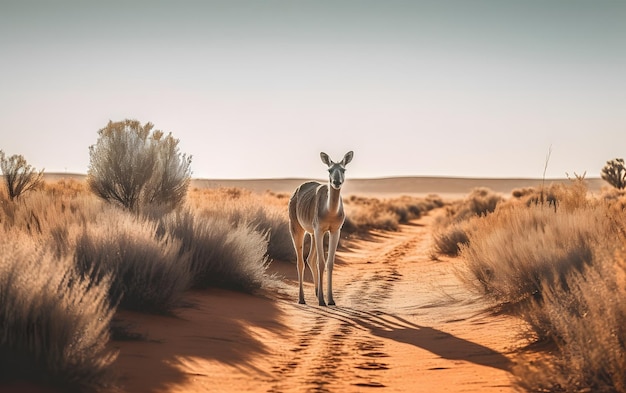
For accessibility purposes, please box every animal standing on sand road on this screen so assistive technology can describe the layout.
[288,151,354,306]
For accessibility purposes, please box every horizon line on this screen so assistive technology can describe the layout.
[42,172,603,181]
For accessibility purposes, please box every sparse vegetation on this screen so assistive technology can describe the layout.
[86,119,192,212]
[15,168,626,393]
[0,180,283,389]
[0,236,116,392]
[188,187,295,262]
[432,221,470,256]
[0,150,44,200]
[601,158,626,190]
[460,201,605,310]
[74,211,192,313]
[186,188,443,262]
[431,187,502,256]
[514,248,626,393]
[158,208,270,292]
[343,194,443,234]
[448,179,626,392]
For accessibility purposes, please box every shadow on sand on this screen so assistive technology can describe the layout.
[111,288,287,392]
[305,305,512,372]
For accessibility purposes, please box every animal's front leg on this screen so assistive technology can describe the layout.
[327,230,341,306]
[314,228,326,306]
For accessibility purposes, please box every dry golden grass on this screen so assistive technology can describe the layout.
[0,232,116,392]
[432,187,503,256]
[156,208,270,292]
[187,187,294,262]
[447,180,626,392]
[514,249,626,392]
[343,194,443,234]
[0,181,281,389]
[186,187,443,260]
[75,212,193,313]
[3,179,443,390]
[9,174,625,392]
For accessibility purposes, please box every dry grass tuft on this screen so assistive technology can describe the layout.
[343,194,443,235]
[432,221,470,256]
[0,236,116,392]
[0,182,280,389]
[75,211,192,313]
[188,187,294,262]
[159,209,270,292]
[455,179,626,392]
[514,249,626,392]
[449,187,504,222]
[459,204,605,309]
[431,187,502,256]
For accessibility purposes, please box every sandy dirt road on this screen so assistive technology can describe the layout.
[113,210,525,392]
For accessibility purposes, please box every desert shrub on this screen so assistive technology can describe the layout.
[451,187,503,222]
[430,188,501,257]
[459,204,607,309]
[159,209,270,292]
[458,180,626,391]
[0,150,44,200]
[87,119,192,213]
[343,197,400,233]
[207,203,293,262]
[0,236,116,392]
[512,185,557,208]
[514,249,626,392]
[432,221,470,256]
[601,187,626,212]
[74,211,192,313]
[383,195,442,222]
[0,187,105,238]
[44,178,87,197]
[187,187,295,262]
[188,188,444,261]
[601,158,626,190]
[343,194,441,234]
[231,205,294,261]
[510,187,535,199]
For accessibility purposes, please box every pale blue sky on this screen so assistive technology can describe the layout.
[0,1,624,179]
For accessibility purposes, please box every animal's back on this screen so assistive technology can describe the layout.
[289,181,324,229]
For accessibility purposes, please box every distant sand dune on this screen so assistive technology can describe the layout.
[162,176,607,199]
[44,173,605,199]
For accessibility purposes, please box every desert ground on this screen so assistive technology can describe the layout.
[4,175,614,393]
[113,213,517,392]
[103,176,602,393]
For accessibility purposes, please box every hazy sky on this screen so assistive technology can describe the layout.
[1,1,625,179]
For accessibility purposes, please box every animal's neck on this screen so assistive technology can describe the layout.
[327,184,342,215]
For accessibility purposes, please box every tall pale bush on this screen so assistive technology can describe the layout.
[87,119,192,212]
[0,150,44,200]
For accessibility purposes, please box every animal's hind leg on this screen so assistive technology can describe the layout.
[306,234,318,297]
[291,226,306,304]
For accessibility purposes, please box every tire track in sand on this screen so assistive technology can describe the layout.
[267,225,425,393]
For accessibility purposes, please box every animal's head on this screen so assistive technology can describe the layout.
[320,151,354,190]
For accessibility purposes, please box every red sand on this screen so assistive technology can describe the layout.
[112,211,526,392]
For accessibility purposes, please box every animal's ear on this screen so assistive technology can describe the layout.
[320,152,332,166]
[341,151,354,166]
